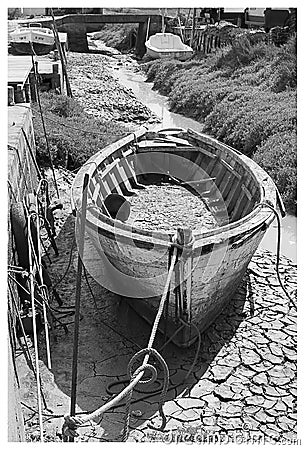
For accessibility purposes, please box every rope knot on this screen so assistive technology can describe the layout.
[62,414,84,441]
[127,348,158,385]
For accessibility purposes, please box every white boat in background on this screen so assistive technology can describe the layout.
[145,32,193,61]
[9,23,55,55]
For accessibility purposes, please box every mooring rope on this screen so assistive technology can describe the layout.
[256,202,296,310]
[62,244,178,441]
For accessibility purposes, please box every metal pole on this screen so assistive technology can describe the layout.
[69,173,89,441]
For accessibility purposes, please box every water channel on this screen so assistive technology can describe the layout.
[108,52,297,263]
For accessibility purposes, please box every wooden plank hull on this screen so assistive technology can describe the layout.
[72,127,282,347]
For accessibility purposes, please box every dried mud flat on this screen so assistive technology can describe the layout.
[16,169,298,443]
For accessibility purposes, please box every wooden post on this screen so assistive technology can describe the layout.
[29,73,37,102]
[135,22,146,57]
[190,8,197,48]
[69,173,89,440]
[15,84,25,103]
[8,86,15,106]
[24,83,31,103]
[50,9,72,97]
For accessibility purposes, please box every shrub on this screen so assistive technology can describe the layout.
[253,131,297,214]
[270,36,297,92]
[203,89,297,155]
[141,36,296,213]
[33,93,127,170]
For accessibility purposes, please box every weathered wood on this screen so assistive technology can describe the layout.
[15,84,25,103]
[8,86,15,106]
[71,127,279,347]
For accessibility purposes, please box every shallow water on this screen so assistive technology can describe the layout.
[101,45,297,262]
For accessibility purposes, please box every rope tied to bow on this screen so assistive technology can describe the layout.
[62,230,192,442]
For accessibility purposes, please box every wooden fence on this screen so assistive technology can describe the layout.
[173,25,293,54]
[172,26,234,54]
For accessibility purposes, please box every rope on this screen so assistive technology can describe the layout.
[26,209,44,442]
[62,245,178,441]
[257,202,296,310]
[30,54,60,198]
[51,237,76,289]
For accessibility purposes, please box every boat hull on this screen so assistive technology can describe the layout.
[72,128,282,347]
[9,27,55,55]
[10,41,54,55]
[146,45,193,61]
[145,32,193,61]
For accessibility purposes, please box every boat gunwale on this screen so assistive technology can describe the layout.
[71,128,278,248]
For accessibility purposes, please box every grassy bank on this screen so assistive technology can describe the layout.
[143,36,297,214]
[32,93,128,170]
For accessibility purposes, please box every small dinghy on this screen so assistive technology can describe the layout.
[71,128,284,347]
[145,32,193,61]
[9,23,55,55]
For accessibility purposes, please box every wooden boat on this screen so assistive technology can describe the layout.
[9,23,55,55]
[145,33,193,61]
[71,127,284,347]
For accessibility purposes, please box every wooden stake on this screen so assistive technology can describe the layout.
[50,9,72,97]
[69,173,89,441]
[190,8,197,48]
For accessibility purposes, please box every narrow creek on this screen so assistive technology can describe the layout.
[106,50,297,263]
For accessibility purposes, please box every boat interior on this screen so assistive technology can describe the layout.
[80,128,267,237]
